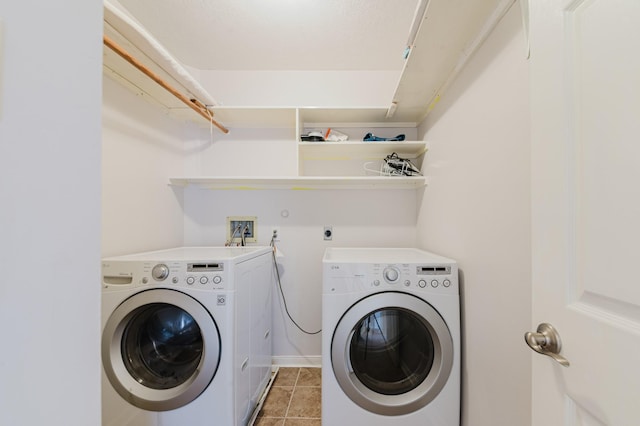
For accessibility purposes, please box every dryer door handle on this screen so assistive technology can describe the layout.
[524,323,570,367]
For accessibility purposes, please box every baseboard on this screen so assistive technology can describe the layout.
[272,355,322,367]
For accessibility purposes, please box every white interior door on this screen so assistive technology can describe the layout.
[529,0,640,424]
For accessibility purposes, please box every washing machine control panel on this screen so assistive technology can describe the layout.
[184,262,226,289]
[369,263,457,293]
[131,261,228,290]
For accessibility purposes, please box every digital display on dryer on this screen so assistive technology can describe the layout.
[417,266,450,275]
[188,263,223,271]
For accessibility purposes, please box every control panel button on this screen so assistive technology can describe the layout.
[418,280,427,288]
[186,276,196,285]
[199,276,208,285]
[431,280,439,288]
[213,275,222,284]
[404,280,411,287]
[172,277,178,284]
[151,264,170,281]
[383,267,400,283]
[443,279,451,288]
[142,277,149,284]
[373,280,380,286]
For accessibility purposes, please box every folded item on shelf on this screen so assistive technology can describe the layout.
[363,133,406,142]
[325,129,349,142]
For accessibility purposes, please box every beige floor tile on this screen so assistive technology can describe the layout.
[253,417,284,426]
[258,386,293,418]
[286,387,321,418]
[255,417,285,426]
[257,367,323,424]
[296,367,321,387]
[284,419,321,426]
[273,367,300,387]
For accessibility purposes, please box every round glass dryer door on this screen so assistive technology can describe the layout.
[102,289,221,411]
[331,292,453,416]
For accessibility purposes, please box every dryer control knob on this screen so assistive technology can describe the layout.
[383,267,400,283]
[151,264,170,281]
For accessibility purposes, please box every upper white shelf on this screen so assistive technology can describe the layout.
[170,176,426,191]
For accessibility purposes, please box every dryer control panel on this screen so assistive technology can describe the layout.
[370,263,457,292]
[323,261,458,294]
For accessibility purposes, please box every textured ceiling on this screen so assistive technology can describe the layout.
[116,0,420,71]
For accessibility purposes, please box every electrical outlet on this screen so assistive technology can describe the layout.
[324,226,333,241]
[227,216,257,243]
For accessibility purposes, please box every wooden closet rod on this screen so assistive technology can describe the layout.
[103,35,229,134]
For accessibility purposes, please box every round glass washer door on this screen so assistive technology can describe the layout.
[102,289,221,411]
[331,291,453,416]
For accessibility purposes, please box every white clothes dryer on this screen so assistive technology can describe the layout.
[322,248,460,426]
[101,247,273,426]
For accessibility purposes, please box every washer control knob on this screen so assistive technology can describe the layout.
[418,279,427,288]
[213,275,222,284]
[151,264,169,281]
[443,279,451,288]
[431,280,439,288]
[383,267,400,283]
[186,276,196,285]
[404,280,411,287]
[200,276,208,285]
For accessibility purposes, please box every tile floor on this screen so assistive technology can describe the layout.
[255,367,322,426]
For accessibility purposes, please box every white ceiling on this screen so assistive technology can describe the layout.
[116,0,421,72]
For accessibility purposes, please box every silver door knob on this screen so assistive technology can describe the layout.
[524,323,570,367]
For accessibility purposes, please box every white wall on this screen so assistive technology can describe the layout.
[0,1,102,425]
[182,187,418,363]
[184,127,298,177]
[197,70,399,107]
[102,78,196,256]
[416,3,531,426]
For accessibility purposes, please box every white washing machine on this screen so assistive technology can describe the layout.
[101,246,273,426]
[322,248,460,426]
